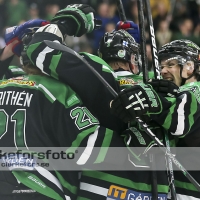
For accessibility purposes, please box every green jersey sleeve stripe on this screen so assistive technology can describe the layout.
[26,42,41,65]
[76,126,99,165]
[175,180,198,192]
[94,128,113,163]
[163,98,176,130]
[187,93,197,131]
[12,171,64,200]
[82,171,169,193]
[55,171,77,194]
[80,52,111,69]
[77,197,90,200]
[66,125,99,153]
[49,54,62,79]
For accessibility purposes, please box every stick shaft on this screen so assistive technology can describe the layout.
[137,0,149,83]
[144,0,160,79]
[116,0,127,21]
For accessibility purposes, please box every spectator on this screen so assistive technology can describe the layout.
[126,1,139,24]
[172,18,199,46]
[44,4,60,21]
[105,22,115,33]
[156,19,172,48]
[6,0,28,27]
[65,35,93,53]
[28,3,40,19]
[169,0,190,32]
[0,0,6,36]
[153,2,169,31]
[150,0,170,19]
[92,2,120,54]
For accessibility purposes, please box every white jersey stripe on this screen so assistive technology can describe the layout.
[36,46,54,74]
[76,126,99,165]
[35,166,63,191]
[102,65,117,78]
[37,84,56,101]
[172,94,187,136]
[80,182,108,196]
[115,71,133,76]
[36,40,60,74]
[176,194,200,200]
[35,166,71,200]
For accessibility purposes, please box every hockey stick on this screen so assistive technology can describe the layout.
[144,0,176,198]
[144,0,160,80]
[116,2,158,197]
[136,1,157,198]
[43,40,200,192]
[116,0,127,21]
[137,0,149,83]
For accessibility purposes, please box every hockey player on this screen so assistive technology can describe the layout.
[98,26,157,89]
[23,7,171,199]
[110,40,200,200]
[158,40,200,200]
[0,17,134,200]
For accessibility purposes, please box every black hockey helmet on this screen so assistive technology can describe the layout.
[20,33,34,66]
[158,39,200,83]
[98,29,141,70]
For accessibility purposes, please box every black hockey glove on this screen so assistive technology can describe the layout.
[148,79,178,97]
[51,4,101,37]
[110,83,162,123]
[123,126,163,155]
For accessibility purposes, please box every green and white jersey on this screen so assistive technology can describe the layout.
[172,81,200,200]
[26,32,125,134]
[0,75,128,200]
[25,32,169,199]
[1,65,26,79]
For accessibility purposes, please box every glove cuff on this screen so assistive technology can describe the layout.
[36,24,64,42]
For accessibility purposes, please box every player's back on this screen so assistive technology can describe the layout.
[0,74,81,199]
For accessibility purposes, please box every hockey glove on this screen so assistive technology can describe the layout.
[51,4,99,37]
[148,79,178,97]
[110,83,162,122]
[123,126,163,155]
[5,19,49,56]
[115,21,140,43]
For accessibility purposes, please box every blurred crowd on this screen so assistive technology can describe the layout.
[0,0,199,69]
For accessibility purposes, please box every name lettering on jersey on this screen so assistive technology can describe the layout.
[0,79,35,87]
[0,91,33,107]
[107,185,167,200]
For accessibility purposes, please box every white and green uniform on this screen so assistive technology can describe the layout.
[116,71,200,200]
[171,82,200,200]
[25,31,170,199]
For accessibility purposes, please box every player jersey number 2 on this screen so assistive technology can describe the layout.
[70,107,99,130]
[0,109,27,149]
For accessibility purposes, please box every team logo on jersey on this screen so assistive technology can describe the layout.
[0,79,35,87]
[107,185,167,200]
[119,78,137,86]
